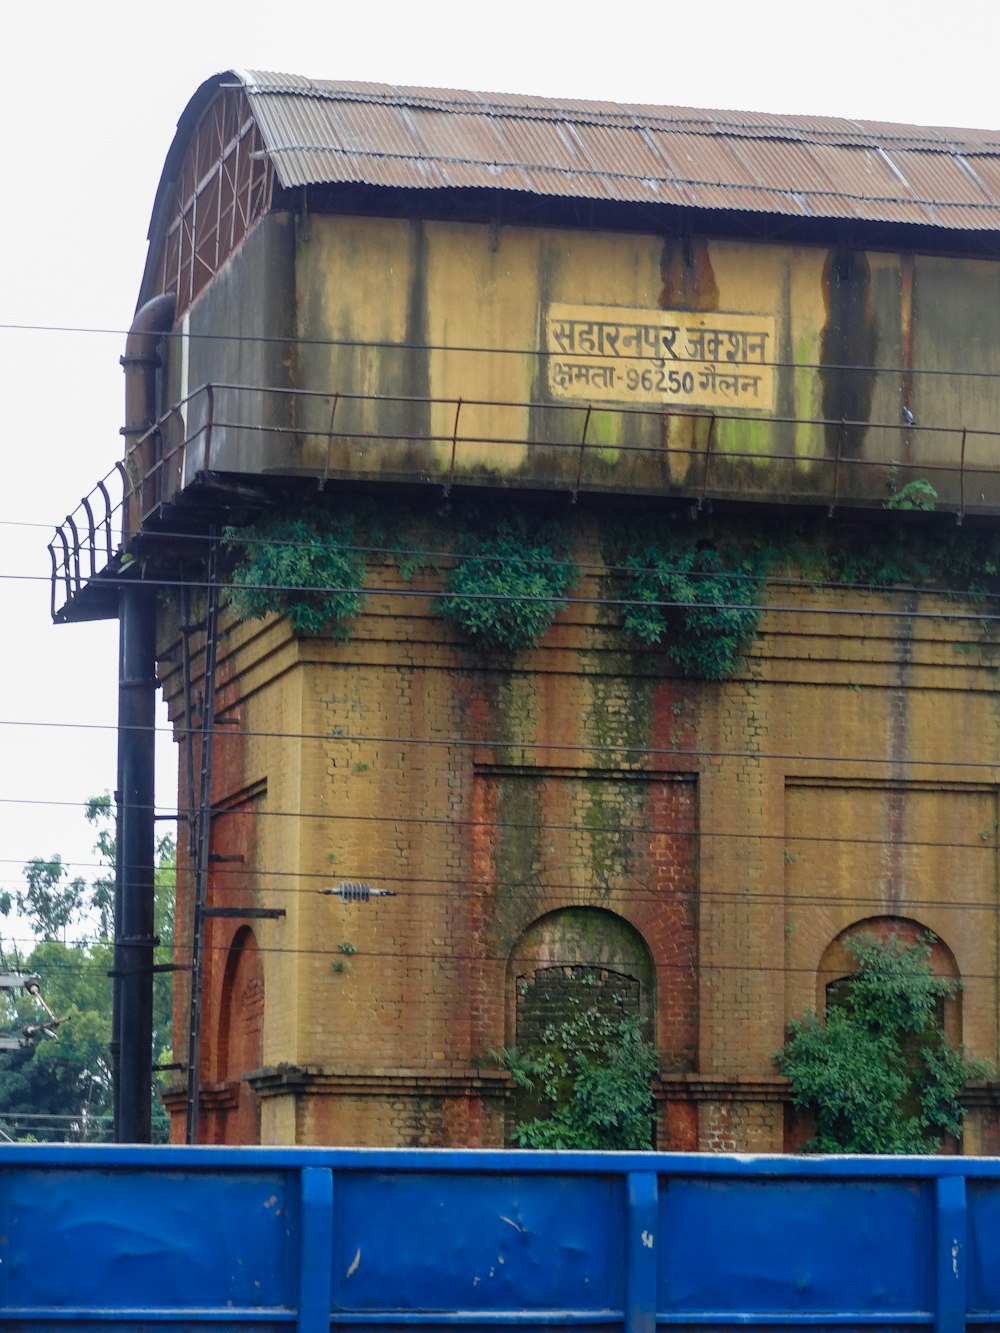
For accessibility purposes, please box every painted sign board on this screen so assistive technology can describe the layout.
[546,303,777,410]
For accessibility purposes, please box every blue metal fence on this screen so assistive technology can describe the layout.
[0,1146,996,1332]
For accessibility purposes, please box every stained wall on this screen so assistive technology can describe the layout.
[157,526,1000,1149]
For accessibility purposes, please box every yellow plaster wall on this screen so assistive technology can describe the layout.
[272,217,1000,509]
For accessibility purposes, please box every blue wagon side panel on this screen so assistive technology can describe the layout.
[0,1164,299,1322]
[0,1147,998,1333]
[658,1176,932,1320]
[330,1170,626,1317]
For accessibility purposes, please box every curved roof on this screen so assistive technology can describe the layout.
[234,68,1000,230]
[141,69,1000,308]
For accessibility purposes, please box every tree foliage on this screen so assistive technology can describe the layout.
[496,1005,657,1149]
[778,933,991,1153]
[0,798,175,1141]
[15,857,88,943]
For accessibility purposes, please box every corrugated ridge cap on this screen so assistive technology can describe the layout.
[237,69,1000,155]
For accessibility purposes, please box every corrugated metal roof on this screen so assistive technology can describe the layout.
[226,71,1000,230]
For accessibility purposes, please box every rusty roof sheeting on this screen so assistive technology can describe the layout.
[228,71,1000,229]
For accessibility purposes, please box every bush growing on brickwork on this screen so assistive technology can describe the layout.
[224,508,366,637]
[437,512,576,651]
[619,539,762,680]
[495,1005,657,1149]
[778,932,991,1153]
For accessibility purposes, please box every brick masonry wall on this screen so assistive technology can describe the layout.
[156,528,1000,1151]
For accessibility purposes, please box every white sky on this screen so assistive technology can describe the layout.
[1,0,999,941]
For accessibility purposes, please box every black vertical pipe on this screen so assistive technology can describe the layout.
[116,582,157,1142]
[110,621,125,1132]
[114,291,173,1144]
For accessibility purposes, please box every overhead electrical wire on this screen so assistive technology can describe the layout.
[6,317,1000,382]
[3,940,995,989]
[11,849,1000,889]
[45,520,1000,603]
[3,870,1000,926]
[7,794,1000,842]
[37,570,1000,627]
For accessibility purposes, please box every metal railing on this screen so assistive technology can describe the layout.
[50,381,1000,620]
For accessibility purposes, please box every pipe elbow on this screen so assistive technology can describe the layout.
[122,292,176,439]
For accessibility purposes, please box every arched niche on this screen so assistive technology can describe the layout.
[216,925,264,1142]
[816,915,960,1045]
[506,907,655,1047]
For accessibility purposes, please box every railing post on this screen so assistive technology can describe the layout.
[935,1174,967,1333]
[699,412,717,510]
[444,398,463,497]
[626,1171,658,1333]
[299,1166,334,1333]
[572,405,593,502]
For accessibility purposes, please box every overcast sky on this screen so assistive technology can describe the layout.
[2,0,998,940]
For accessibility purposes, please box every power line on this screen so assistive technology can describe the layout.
[4,706,1000,767]
[5,872,1000,914]
[46,520,1000,604]
[3,936,997,988]
[35,571,1000,630]
[6,317,1000,382]
[7,792,1000,836]
[6,864,1000,926]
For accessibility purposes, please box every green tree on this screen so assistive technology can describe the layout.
[778,932,991,1153]
[0,798,175,1142]
[496,1006,658,1149]
[84,793,116,940]
[17,857,87,942]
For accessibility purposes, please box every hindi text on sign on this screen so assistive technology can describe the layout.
[546,304,777,411]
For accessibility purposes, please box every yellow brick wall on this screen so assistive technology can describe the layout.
[157,532,1000,1151]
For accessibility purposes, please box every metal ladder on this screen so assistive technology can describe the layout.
[181,535,221,1145]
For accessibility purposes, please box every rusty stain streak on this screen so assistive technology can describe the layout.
[820,247,877,466]
[899,255,915,466]
[885,591,917,907]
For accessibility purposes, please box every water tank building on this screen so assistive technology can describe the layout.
[52,71,1000,1149]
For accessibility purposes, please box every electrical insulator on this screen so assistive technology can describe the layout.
[320,881,395,901]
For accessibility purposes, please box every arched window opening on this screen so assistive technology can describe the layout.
[216,926,264,1144]
[817,915,960,1045]
[503,908,656,1150]
[780,914,987,1154]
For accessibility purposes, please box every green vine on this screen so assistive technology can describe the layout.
[884,478,938,512]
[224,506,366,637]
[436,512,576,651]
